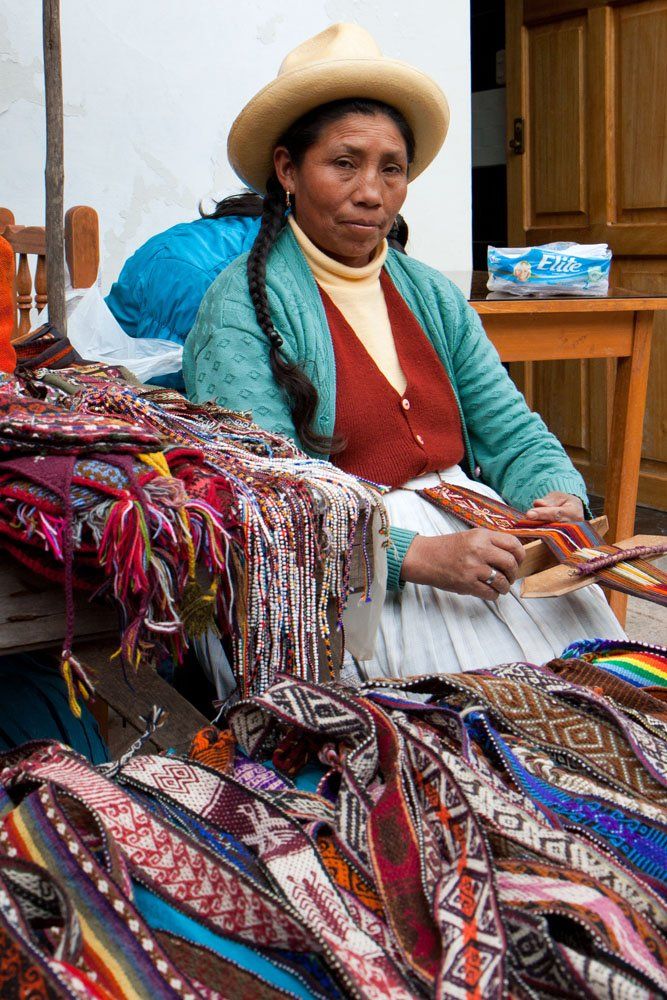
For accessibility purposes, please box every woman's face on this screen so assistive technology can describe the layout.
[274,112,409,268]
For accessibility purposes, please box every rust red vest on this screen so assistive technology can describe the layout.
[321,271,464,487]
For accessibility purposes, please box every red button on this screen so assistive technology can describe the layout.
[401,398,411,410]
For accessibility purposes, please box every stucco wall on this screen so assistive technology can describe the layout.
[0,1,471,291]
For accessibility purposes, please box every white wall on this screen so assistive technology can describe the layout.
[0,1,471,291]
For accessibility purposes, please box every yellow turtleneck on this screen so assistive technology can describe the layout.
[288,215,407,395]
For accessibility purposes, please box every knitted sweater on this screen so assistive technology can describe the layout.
[322,272,464,485]
[183,225,588,589]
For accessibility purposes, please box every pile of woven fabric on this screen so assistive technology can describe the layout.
[0,644,665,998]
[0,368,386,708]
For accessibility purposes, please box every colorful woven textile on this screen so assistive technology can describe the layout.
[547,656,667,724]
[0,374,162,454]
[14,322,85,372]
[561,637,667,689]
[225,664,667,997]
[0,647,666,997]
[189,726,235,774]
[0,368,386,702]
[419,480,667,607]
[0,445,234,712]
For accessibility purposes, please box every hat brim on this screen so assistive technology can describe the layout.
[227,58,450,194]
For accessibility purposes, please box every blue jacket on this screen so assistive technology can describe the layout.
[105,215,261,388]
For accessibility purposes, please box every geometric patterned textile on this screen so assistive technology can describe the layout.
[224,664,667,997]
[419,479,667,607]
[0,374,162,454]
[1,650,666,998]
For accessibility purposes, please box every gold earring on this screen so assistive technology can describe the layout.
[285,190,291,209]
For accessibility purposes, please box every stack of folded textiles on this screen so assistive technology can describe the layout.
[0,368,386,705]
[0,649,665,998]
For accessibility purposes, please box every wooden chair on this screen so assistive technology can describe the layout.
[0,206,99,339]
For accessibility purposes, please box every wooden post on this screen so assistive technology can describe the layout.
[42,0,66,334]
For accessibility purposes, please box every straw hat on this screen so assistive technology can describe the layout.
[227,23,450,194]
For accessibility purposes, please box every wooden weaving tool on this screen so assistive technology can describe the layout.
[521,534,667,600]
[515,516,608,579]
[418,482,667,608]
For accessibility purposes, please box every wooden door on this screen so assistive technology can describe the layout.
[506,0,667,510]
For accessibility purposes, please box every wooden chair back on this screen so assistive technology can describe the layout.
[0,206,99,339]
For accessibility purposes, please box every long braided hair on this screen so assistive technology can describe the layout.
[246,98,415,454]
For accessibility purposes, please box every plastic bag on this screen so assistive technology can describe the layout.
[487,242,612,297]
[32,282,182,383]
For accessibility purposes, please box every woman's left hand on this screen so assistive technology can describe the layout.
[525,492,585,523]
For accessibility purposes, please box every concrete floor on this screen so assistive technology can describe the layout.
[624,555,667,646]
[589,497,666,646]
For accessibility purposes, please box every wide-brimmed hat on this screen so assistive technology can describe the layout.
[227,23,450,194]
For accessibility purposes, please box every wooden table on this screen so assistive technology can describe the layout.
[0,562,208,751]
[447,272,667,625]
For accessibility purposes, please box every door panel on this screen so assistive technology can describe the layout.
[615,3,667,220]
[506,0,605,246]
[529,18,588,225]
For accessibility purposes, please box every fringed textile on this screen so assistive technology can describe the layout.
[67,377,389,691]
[0,369,387,700]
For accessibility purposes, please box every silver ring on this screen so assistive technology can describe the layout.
[484,568,497,587]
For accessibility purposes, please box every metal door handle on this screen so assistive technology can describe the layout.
[509,117,525,155]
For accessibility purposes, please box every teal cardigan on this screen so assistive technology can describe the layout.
[183,226,588,589]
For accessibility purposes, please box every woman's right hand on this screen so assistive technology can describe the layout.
[399,529,525,600]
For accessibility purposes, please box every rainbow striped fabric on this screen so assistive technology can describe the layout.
[561,638,667,688]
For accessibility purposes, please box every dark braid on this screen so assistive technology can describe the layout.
[201,191,263,219]
[388,213,409,253]
[247,98,415,455]
[247,176,334,454]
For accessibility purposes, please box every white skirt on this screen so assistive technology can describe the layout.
[349,466,626,680]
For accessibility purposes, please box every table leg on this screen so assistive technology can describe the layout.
[603,311,654,625]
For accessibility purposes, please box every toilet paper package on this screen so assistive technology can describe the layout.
[487,242,612,296]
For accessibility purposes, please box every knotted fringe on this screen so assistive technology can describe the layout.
[91,456,233,675]
[570,543,667,577]
[5,377,387,704]
[60,652,94,719]
[99,705,167,778]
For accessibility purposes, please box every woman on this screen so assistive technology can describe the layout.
[184,23,623,678]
